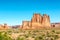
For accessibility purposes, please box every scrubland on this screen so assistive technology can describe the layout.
[0,28,60,40]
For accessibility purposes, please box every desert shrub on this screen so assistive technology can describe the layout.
[50,37,54,40]
[56,31,60,34]
[24,34,29,38]
[35,35,44,40]
[52,30,55,33]
[17,36,26,40]
[53,35,59,40]
[45,37,54,40]
[0,32,12,40]
[17,37,24,40]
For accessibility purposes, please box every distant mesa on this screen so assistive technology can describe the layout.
[0,23,10,30]
[51,23,60,28]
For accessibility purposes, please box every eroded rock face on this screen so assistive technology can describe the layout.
[22,21,29,27]
[22,14,51,29]
[42,14,51,27]
[3,23,9,29]
[0,24,4,30]
[31,14,42,28]
[0,24,10,30]
[31,14,42,23]
[31,14,37,22]
[22,21,30,29]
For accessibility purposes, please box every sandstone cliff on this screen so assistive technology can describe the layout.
[22,13,51,29]
[42,14,51,27]
[0,23,10,30]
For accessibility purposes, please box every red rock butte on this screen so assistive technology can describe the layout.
[21,14,51,29]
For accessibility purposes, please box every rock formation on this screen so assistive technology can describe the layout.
[31,14,42,28]
[31,14,42,23]
[51,23,60,28]
[22,21,30,29]
[0,24,4,30]
[0,23,10,30]
[42,14,51,27]
[3,23,10,29]
[22,13,51,29]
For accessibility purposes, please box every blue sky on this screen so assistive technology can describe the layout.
[0,0,60,26]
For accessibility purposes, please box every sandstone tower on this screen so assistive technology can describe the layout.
[42,14,51,27]
[31,14,42,29]
[22,13,51,29]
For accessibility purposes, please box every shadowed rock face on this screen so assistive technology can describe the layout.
[22,14,51,29]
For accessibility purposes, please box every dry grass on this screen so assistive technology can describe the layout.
[0,28,60,40]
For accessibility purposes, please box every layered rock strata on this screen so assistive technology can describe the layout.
[22,14,51,29]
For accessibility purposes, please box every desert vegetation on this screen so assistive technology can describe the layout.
[0,29,60,40]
